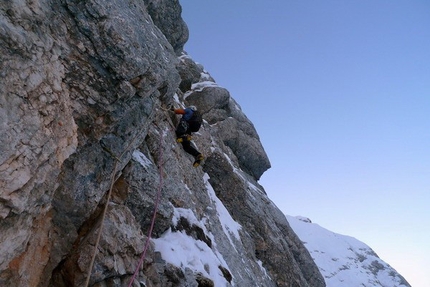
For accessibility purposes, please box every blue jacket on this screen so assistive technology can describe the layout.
[174,108,194,121]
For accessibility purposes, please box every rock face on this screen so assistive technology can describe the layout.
[0,1,324,287]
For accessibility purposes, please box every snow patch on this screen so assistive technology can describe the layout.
[172,207,204,231]
[154,229,230,286]
[191,81,218,91]
[184,81,219,99]
[200,71,211,81]
[173,93,181,105]
[203,173,242,245]
[256,260,271,280]
[179,53,192,61]
[154,206,233,286]
[132,150,152,168]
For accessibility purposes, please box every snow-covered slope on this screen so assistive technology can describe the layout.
[286,216,411,287]
[153,174,244,286]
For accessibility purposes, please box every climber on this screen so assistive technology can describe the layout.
[172,105,204,167]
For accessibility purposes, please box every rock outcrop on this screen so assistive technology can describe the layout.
[0,1,324,286]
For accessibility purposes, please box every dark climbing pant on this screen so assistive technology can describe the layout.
[180,140,200,157]
[176,119,201,158]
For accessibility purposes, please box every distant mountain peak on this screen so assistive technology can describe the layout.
[287,215,411,287]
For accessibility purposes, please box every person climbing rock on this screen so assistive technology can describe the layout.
[172,105,204,167]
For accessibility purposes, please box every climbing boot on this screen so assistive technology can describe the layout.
[176,135,192,143]
[193,154,204,167]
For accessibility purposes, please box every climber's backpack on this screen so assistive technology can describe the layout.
[188,110,202,132]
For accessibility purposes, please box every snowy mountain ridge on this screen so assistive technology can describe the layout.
[287,216,411,287]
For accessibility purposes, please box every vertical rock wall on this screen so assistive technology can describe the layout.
[0,1,325,286]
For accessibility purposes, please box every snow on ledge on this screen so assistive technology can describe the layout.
[132,150,152,168]
[153,229,230,286]
[203,173,242,245]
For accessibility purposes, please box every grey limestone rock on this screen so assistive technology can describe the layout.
[0,1,324,287]
[144,0,189,54]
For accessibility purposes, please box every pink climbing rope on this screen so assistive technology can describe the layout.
[127,132,164,287]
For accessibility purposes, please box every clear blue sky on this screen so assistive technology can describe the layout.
[180,1,430,286]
